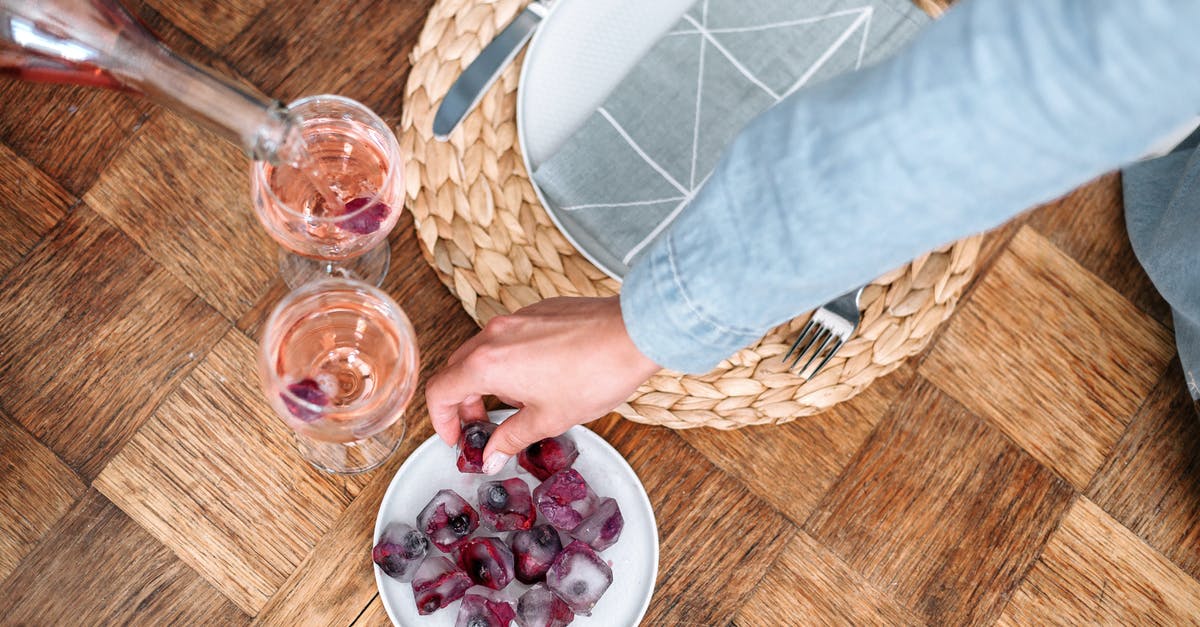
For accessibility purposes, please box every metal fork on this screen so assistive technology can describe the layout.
[783,286,865,378]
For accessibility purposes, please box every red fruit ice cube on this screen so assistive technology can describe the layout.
[340,196,391,235]
[533,468,596,531]
[455,586,516,627]
[516,584,575,627]
[282,378,328,422]
[412,556,473,615]
[417,489,479,551]
[454,536,516,590]
[458,420,497,473]
[510,524,564,585]
[478,477,535,531]
[545,541,612,616]
[570,497,623,552]
[372,521,428,582]
[518,435,579,481]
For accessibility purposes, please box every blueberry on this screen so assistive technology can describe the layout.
[533,525,558,549]
[486,485,509,509]
[466,427,489,449]
[403,531,428,558]
[450,514,472,536]
[467,619,488,627]
[571,581,587,596]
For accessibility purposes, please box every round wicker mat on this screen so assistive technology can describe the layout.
[399,0,982,429]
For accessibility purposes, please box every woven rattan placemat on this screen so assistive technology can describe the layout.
[399,0,981,429]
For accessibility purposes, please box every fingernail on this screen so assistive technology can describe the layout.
[482,453,510,475]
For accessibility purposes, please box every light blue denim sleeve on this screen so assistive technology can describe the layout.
[620,0,1200,373]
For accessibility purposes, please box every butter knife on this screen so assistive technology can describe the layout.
[433,0,554,141]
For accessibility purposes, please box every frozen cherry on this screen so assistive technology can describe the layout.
[455,587,516,627]
[478,478,535,531]
[340,196,391,235]
[412,556,473,615]
[533,468,596,531]
[458,421,497,473]
[510,524,563,584]
[516,584,575,627]
[545,541,611,616]
[518,436,579,481]
[417,489,480,551]
[372,522,428,582]
[454,536,515,590]
[571,497,623,552]
[282,378,328,422]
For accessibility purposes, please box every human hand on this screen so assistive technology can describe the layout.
[425,295,660,474]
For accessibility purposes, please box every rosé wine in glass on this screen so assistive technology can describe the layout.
[259,278,418,474]
[251,94,403,288]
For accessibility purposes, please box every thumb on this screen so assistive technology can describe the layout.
[481,407,551,475]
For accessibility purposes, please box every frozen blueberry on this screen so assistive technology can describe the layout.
[516,584,575,627]
[533,469,596,531]
[458,421,497,473]
[510,524,563,585]
[417,489,480,551]
[518,436,579,481]
[478,478,535,531]
[454,536,516,590]
[340,196,391,235]
[411,556,473,615]
[372,521,428,582]
[282,378,328,422]
[545,541,612,616]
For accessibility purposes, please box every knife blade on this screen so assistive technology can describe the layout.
[432,1,552,141]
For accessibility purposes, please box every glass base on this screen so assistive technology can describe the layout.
[279,243,390,289]
[293,417,405,475]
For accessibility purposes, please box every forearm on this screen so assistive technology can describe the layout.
[621,0,1200,373]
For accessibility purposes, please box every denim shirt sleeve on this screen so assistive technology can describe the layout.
[620,0,1200,373]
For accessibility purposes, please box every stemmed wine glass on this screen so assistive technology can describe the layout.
[259,277,419,474]
[251,94,404,288]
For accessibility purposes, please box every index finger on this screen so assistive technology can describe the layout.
[423,354,491,446]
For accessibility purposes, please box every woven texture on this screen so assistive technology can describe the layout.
[399,0,983,429]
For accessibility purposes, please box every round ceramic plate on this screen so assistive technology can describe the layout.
[373,409,659,626]
[517,0,695,280]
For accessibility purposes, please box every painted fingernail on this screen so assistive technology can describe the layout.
[482,453,510,475]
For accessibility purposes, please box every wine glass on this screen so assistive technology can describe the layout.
[259,277,419,474]
[251,94,403,288]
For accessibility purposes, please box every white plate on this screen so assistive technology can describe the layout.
[517,0,695,280]
[373,409,659,626]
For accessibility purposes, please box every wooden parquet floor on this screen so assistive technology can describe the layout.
[2,0,1199,625]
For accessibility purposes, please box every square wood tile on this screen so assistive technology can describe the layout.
[0,207,228,479]
[998,497,1200,624]
[920,225,1174,489]
[0,411,84,582]
[1027,173,1171,325]
[1088,360,1200,580]
[350,595,390,627]
[0,489,247,625]
[84,111,278,322]
[0,143,73,279]
[734,530,922,626]
[679,363,913,525]
[141,0,268,50]
[94,330,372,615]
[805,378,1075,625]
[591,416,796,625]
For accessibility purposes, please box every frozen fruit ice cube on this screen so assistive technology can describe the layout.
[478,478,535,531]
[518,436,579,481]
[509,524,563,585]
[418,489,480,551]
[340,196,392,235]
[458,420,497,473]
[455,586,516,627]
[533,469,596,531]
[570,497,623,552]
[454,536,516,590]
[516,585,575,627]
[546,541,612,616]
[282,378,328,422]
[372,521,428,582]
[412,556,473,616]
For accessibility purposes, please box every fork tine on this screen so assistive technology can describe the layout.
[797,330,835,377]
[784,319,816,364]
[808,337,845,379]
[789,326,828,370]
